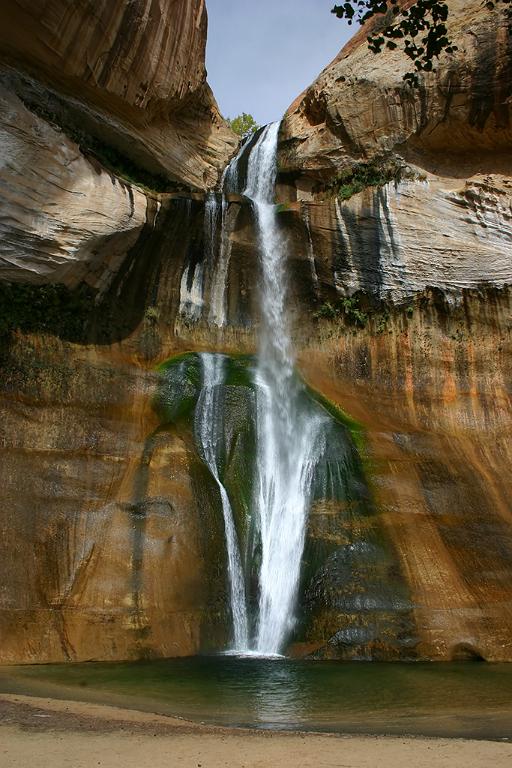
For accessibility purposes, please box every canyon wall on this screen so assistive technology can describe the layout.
[0,0,236,287]
[0,0,236,187]
[273,0,511,659]
[279,0,512,179]
[277,0,512,302]
[0,0,511,663]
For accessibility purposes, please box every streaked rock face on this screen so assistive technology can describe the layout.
[0,0,237,288]
[0,337,228,663]
[0,0,236,188]
[280,0,512,181]
[275,0,512,304]
[296,288,512,662]
[2,0,206,108]
[0,0,511,664]
[0,85,149,287]
[298,174,512,303]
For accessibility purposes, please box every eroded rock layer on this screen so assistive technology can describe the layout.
[0,0,511,663]
[280,0,512,181]
[0,85,148,287]
[296,175,512,303]
[0,0,237,288]
[0,0,236,188]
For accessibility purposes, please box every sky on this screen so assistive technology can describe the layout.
[206,0,352,127]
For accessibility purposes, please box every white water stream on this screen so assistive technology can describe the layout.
[194,124,328,656]
[244,124,326,654]
[194,353,249,649]
[208,139,249,326]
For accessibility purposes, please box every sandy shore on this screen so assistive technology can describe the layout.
[1,693,512,768]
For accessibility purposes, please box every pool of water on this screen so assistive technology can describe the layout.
[2,656,512,740]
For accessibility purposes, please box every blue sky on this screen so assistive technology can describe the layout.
[206,0,352,126]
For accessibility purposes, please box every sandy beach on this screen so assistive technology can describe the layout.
[1,693,511,768]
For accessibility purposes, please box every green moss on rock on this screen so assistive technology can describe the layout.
[152,350,415,658]
[154,354,202,425]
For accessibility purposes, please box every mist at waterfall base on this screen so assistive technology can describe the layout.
[4,657,512,741]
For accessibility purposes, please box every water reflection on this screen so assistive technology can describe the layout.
[2,656,512,741]
[251,659,304,726]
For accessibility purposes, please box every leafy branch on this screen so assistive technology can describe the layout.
[331,0,512,85]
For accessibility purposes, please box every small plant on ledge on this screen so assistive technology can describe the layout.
[314,296,368,327]
[321,157,416,201]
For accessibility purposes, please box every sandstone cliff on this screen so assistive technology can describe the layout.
[0,85,149,288]
[280,0,512,180]
[0,0,236,188]
[1,0,512,665]
[270,0,511,658]
[2,214,511,663]
[0,0,236,287]
[277,0,512,302]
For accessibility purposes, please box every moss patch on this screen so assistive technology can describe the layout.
[154,354,202,425]
[306,386,366,454]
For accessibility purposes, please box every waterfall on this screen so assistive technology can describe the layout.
[194,353,249,649]
[208,195,231,327]
[178,200,205,321]
[208,138,249,327]
[244,124,326,655]
[196,124,329,656]
[303,204,320,295]
[179,260,205,321]
[178,195,218,323]
[204,191,219,267]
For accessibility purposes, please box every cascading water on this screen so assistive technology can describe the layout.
[178,197,215,322]
[204,191,219,266]
[302,205,320,296]
[244,123,327,655]
[179,261,205,321]
[208,195,231,327]
[159,123,383,662]
[194,353,249,649]
[192,124,342,656]
[208,138,250,327]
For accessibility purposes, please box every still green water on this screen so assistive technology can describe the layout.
[2,656,512,740]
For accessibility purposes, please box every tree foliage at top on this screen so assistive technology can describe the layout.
[331,0,512,85]
[227,113,260,138]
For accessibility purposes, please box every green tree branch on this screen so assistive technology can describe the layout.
[331,0,512,85]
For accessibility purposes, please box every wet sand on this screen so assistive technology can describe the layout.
[1,693,512,768]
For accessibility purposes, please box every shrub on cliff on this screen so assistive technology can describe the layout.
[227,113,260,138]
